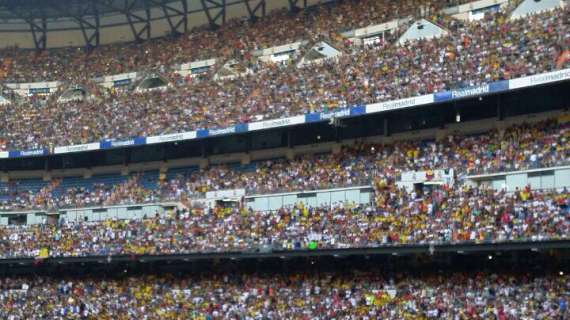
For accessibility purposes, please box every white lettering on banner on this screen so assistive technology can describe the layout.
[20,149,45,156]
[366,94,433,114]
[54,143,100,154]
[206,189,246,199]
[146,131,197,144]
[451,85,489,99]
[209,127,236,136]
[320,108,350,120]
[509,68,570,90]
[248,115,305,131]
[111,140,135,147]
[0,151,8,159]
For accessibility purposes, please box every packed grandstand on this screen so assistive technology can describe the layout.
[0,117,566,211]
[0,270,568,319]
[0,0,568,318]
[0,0,567,150]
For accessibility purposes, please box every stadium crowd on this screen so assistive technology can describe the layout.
[0,271,567,319]
[163,117,569,195]
[0,181,567,258]
[0,3,567,150]
[0,0,467,83]
[0,116,567,211]
[0,3,567,319]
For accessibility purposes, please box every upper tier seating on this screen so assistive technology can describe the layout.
[0,0,476,83]
[0,2,567,150]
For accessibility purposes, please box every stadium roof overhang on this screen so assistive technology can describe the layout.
[0,0,301,50]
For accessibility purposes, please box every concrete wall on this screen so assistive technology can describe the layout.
[244,185,373,211]
[468,166,570,192]
[0,202,182,225]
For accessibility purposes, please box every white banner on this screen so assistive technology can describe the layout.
[509,68,570,90]
[354,20,400,37]
[0,151,8,159]
[248,115,305,131]
[400,169,454,184]
[209,127,236,136]
[106,72,137,82]
[146,131,197,144]
[54,143,100,154]
[366,94,433,114]
[205,188,246,199]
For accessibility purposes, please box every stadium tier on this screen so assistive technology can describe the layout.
[0,186,568,258]
[0,0,480,83]
[0,117,567,211]
[0,271,567,318]
[0,1,567,151]
[0,116,566,259]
